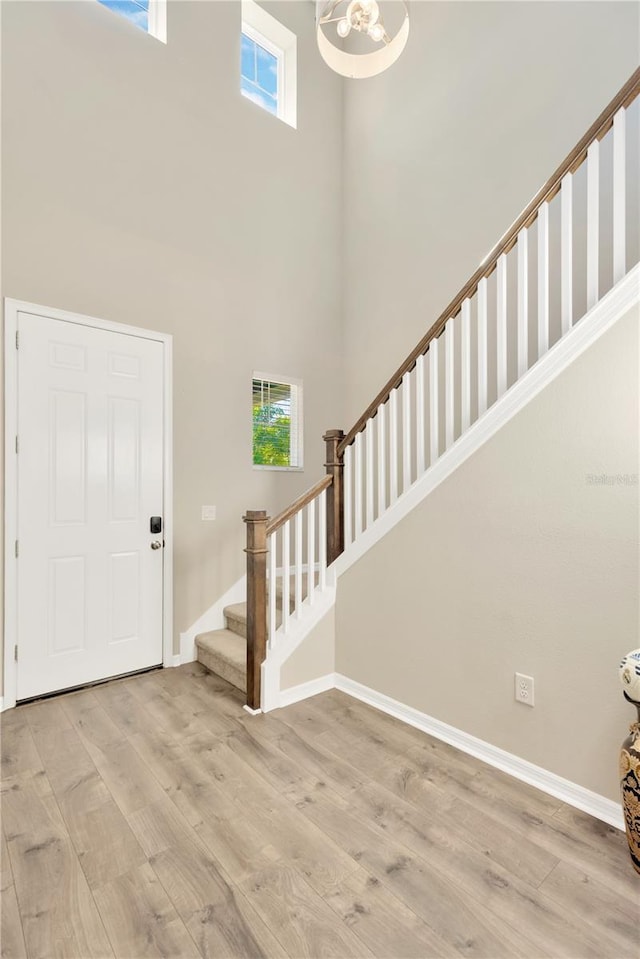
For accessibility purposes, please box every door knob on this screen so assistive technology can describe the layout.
[150,541,162,550]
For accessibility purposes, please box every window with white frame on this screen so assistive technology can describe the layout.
[241,0,297,129]
[97,0,166,43]
[252,374,303,470]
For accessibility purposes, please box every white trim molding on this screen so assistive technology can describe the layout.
[3,298,174,710]
[277,672,336,709]
[243,704,262,716]
[261,575,336,713]
[334,674,625,831]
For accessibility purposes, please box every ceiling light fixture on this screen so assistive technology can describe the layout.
[317,0,410,79]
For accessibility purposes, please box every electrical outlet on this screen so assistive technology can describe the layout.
[515,672,535,706]
[201,505,216,521]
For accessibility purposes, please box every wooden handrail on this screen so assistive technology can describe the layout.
[266,474,333,536]
[338,66,640,456]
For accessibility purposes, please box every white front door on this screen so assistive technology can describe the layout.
[16,311,165,700]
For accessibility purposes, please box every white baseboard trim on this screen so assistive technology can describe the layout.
[243,704,262,716]
[180,574,247,664]
[334,673,625,831]
[335,266,640,580]
[278,672,337,709]
[0,697,5,712]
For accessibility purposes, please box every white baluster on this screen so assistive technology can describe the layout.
[389,388,398,503]
[365,422,374,528]
[613,108,626,284]
[496,253,508,398]
[586,141,600,310]
[354,431,363,538]
[344,444,353,548]
[294,509,303,617]
[307,498,315,607]
[415,354,425,477]
[445,321,454,449]
[377,402,386,516]
[460,299,471,432]
[268,530,277,649]
[318,489,327,591]
[282,520,290,634]
[561,172,573,335]
[517,228,528,377]
[402,372,411,493]
[429,339,439,464]
[477,278,488,417]
[537,202,550,357]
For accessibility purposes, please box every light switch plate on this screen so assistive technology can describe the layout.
[201,505,216,521]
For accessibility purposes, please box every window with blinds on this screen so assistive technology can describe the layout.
[252,374,303,469]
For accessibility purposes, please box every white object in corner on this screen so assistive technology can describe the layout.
[333,674,625,832]
[179,574,247,663]
[243,704,262,716]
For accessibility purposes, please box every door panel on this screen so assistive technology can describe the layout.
[17,312,165,700]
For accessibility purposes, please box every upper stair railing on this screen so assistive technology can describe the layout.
[244,67,640,710]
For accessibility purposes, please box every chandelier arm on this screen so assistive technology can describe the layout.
[318,1,342,23]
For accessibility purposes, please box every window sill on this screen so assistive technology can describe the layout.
[253,465,304,472]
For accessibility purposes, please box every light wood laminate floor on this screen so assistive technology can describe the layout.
[1,663,637,959]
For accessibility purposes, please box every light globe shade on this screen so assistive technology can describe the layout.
[317,1,409,79]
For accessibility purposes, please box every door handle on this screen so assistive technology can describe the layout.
[150,541,162,550]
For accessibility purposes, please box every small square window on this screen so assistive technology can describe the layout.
[252,374,303,470]
[97,0,166,43]
[241,0,297,129]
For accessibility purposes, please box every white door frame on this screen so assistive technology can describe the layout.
[3,298,174,710]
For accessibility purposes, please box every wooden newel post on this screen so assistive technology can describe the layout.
[323,429,345,566]
[243,509,268,711]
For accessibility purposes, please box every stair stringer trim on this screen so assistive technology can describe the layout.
[261,570,337,713]
[335,264,640,580]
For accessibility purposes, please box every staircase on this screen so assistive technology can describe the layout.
[195,573,317,694]
[194,68,640,712]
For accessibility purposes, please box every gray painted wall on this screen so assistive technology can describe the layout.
[1,0,344,664]
[341,1,640,424]
[336,305,639,803]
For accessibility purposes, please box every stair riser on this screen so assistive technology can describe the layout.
[225,612,247,639]
[197,645,246,693]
